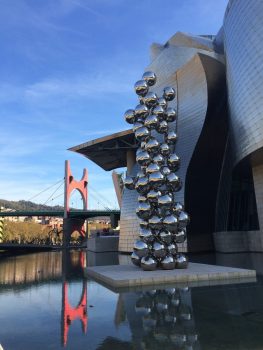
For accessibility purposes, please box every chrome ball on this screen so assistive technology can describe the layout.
[170,294,180,306]
[135,126,150,142]
[166,130,177,144]
[152,241,167,259]
[136,202,152,220]
[147,189,161,203]
[135,305,151,316]
[135,176,149,194]
[166,173,181,191]
[131,251,141,266]
[139,228,154,243]
[135,297,152,315]
[168,153,180,170]
[152,154,165,166]
[158,230,173,244]
[134,104,150,120]
[152,105,165,119]
[174,254,188,269]
[173,202,184,213]
[146,162,160,174]
[133,121,144,132]
[158,193,173,209]
[178,211,190,229]
[161,166,171,176]
[124,176,135,190]
[157,97,167,109]
[166,107,177,122]
[142,314,157,330]
[160,143,170,156]
[148,215,163,230]
[139,219,149,229]
[156,302,169,314]
[174,229,186,243]
[143,92,158,108]
[145,114,159,130]
[140,165,147,174]
[167,243,177,255]
[170,333,186,347]
[134,80,149,96]
[163,214,178,232]
[124,109,135,124]
[141,141,146,150]
[149,171,165,188]
[155,292,170,309]
[136,150,151,166]
[163,86,176,101]
[142,71,156,86]
[157,120,168,134]
[136,168,147,178]
[165,288,176,295]
[141,255,158,271]
[134,240,149,258]
[138,195,147,203]
[136,147,144,158]
[145,137,160,154]
[161,254,176,270]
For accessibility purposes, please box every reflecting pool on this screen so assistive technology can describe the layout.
[0,250,263,349]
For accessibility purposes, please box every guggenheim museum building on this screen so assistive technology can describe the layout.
[70,0,263,253]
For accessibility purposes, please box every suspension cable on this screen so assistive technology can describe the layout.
[43,181,64,206]
[88,192,109,210]
[45,192,64,204]
[27,179,64,202]
[89,184,114,208]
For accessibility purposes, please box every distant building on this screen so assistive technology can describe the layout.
[70,0,263,253]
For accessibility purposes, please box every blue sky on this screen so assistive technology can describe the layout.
[0,0,228,209]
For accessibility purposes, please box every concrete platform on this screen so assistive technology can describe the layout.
[85,263,256,292]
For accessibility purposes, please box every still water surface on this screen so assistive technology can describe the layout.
[0,250,263,349]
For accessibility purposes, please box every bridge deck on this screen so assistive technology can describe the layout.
[0,210,120,218]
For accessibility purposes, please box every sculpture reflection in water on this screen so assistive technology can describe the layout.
[116,287,199,350]
[61,250,87,347]
[124,71,189,270]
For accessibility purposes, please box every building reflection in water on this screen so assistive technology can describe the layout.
[61,250,87,347]
[115,287,199,350]
[0,251,62,285]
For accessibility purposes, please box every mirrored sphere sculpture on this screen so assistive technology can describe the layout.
[124,71,189,270]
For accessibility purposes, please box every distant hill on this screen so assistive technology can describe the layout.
[0,199,64,212]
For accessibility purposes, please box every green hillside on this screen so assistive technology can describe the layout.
[0,199,63,212]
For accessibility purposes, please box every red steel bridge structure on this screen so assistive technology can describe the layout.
[0,160,120,248]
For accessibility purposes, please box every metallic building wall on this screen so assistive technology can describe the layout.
[119,44,225,252]
[224,0,263,165]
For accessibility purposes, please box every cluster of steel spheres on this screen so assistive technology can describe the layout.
[123,71,189,271]
[135,288,198,348]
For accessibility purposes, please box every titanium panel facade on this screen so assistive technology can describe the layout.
[224,0,263,165]
[213,0,263,251]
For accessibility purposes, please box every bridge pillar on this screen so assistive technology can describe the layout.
[63,160,88,247]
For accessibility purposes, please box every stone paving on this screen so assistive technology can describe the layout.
[85,263,256,291]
